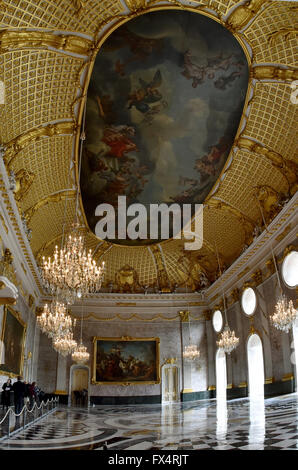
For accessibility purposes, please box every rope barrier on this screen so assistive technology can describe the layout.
[0,397,59,440]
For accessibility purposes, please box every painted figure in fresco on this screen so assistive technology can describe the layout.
[104,26,163,76]
[102,125,138,159]
[214,70,242,90]
[181,50,243,89]
[128,70,163,114]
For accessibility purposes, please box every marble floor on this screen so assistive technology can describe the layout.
[0,393,297,450]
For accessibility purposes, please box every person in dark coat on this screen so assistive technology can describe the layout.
[2,378,13,410]
[13,376,26,415]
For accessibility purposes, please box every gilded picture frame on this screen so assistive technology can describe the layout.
[92,336,160,385]
[0,306,26,378]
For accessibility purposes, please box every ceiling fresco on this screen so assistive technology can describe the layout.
[81,10,249,244]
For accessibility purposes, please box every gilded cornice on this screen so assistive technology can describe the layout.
[3,121,76,169]
[0,31,94,55]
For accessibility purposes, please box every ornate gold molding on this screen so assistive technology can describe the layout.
[251,269,262,286]
[226,0,269,32]
[268,29,298,47]
[0,248,17,286]
[203,309,212,321]
[150,245,171,292]
[13,169,35,202]
[230,288,240,304]
[0,214,8,234]
[0,31,93,55]
[253,65,298,82]
[4,121,76,168]
[254,185,287,225]
[236,137,298,196]
[24,190,76,224]
[72,0,88,16]
[206,199,255,246]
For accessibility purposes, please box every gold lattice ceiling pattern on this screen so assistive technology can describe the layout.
[0,0,297,294]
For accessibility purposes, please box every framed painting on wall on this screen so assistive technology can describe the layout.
[0,306,26,378]
[92,336,160,385]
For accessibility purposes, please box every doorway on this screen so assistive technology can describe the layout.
[70,366,89,407]
[162,365,180,403]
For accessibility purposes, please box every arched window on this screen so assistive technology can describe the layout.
[216,348,227,400]
[247,334,264,399]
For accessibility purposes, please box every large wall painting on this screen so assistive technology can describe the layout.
[92,337,160,385]
[81,10,249,244]
[0,306,26,378]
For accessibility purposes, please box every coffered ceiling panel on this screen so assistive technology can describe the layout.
[0,49,82,142]
[244,2,298,66]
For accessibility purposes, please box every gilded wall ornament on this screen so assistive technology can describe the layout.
[13,169,35,202]
[226,0,269,32]
[115,264,140,293]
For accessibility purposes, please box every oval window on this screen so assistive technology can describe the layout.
[213,310,223,332]
[282,251,298,288]
[241,287,257,316]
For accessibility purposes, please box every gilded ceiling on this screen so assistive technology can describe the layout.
[0,0,297,294]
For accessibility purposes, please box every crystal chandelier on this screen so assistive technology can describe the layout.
[53,331,77,357]
[72,301,90,364]
[183,344,200,362]
[37,300,76,339]
[255,195,296,334]
[41,225,105,304]
[182,292,200,362]
[40,103,105,304]
[72,341,90,364]
[217,324,239,354]
[270,294,297,333]
[214,244,239,354]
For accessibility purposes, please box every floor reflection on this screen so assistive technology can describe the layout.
[0,393,297,450]
[249,398,265,449]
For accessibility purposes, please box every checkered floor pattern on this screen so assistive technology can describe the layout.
[0,394,297,450]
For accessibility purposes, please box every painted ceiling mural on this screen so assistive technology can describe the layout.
[81,10,249,245]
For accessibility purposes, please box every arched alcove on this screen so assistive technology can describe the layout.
[247,333,265,399]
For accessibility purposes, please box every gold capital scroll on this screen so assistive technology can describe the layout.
[179,310,190,322]
[0,31,93,56]
[226,0,269,32]
[236,137,298,196]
